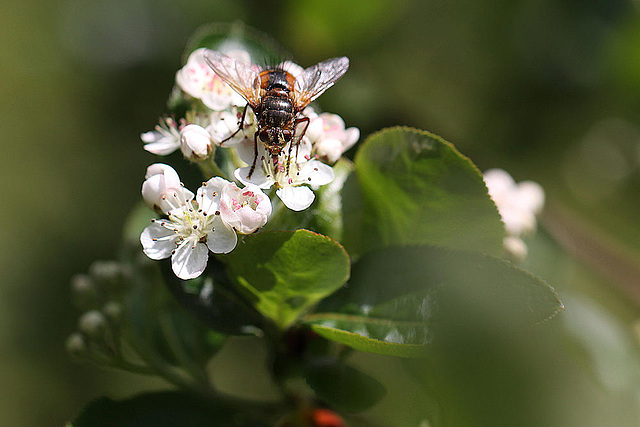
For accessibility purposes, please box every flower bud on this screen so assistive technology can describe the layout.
[307,112,359,163]
[142,163,194,214]
[66,333,88,357]
[89,260,127,294]
[102,301,123,324]
[78,310,107,340]
[71,274,97,310]
[219,183,272,234]
[180,124,213,161]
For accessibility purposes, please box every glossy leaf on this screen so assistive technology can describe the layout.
[343,127,504,257]
[224,230,350,329]
[305,245,563,357]
[70,391,271,427]
[304,359,386,413]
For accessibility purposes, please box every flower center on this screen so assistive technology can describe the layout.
[231,191,259,212]
[162,202,216,246]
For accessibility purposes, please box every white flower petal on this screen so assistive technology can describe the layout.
[503,236,528,262]
[517,181,545,214]
[277,186,315,211]
[201,92,233,111]
[140,222,176,260]
[142,164,193,213]
[171,240,209,280]
[197,176,228,214]
[234,166,273,189]
[219,183,271,234]
[180,124,212,160]
[342,127,360,151]
[206,216,238,253]
[236,137,264,165]
[143,138,181,155]
[484,168,516,198]
[145,163,179,182]
[303,160,335,187]
[314,138,343,163]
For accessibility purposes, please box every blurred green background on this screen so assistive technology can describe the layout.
[3,0,640,425]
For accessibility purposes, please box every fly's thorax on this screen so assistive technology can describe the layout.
[258,69,295,92]
[258,95,294,127]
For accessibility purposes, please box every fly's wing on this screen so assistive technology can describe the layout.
[293,57,349,110]
[203,50,262,108]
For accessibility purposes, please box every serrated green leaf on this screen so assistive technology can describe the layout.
[224,230,350,329]
[70,391,271,427]
[304,359,386,413]
[305,245,562,357]
[343,127,504,257]
[308,323,425,358]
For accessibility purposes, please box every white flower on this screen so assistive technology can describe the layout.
[483,168,545,260]
[208,110,256,147]
[141,117,182,155]
[503,236,528,263]
[141,163,194,213]
[176,48,249,111]
[219,182,272,234]
[305,108,360,163]
[140,174,238,280]
[484,168,545,236]
[180,124,213,161]
[234,137,334,211]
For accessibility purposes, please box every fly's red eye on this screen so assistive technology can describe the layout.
[282,130,293,141]
[259,129,269,142]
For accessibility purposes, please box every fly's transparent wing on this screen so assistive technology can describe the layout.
[293,57,349,109]
[203,50,262,108]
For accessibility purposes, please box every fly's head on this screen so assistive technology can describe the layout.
[259,127,293,157]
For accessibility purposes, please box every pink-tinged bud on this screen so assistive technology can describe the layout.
[219,183,271,234]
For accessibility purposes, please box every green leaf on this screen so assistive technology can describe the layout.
[305,245,563,357]
[307,323,426,358]
[70,391,271,427]
[343,127,504,257]
[304,359,386,413]
[160,259,264,336]
[224,230,350,329]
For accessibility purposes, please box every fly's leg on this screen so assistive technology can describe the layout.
[221,104,249,145]
[247,130,259,179]
[290,116,310,176]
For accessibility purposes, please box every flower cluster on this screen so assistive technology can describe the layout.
[140,164,270,279]
[139,47,359,278]
[483,168,545,261]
